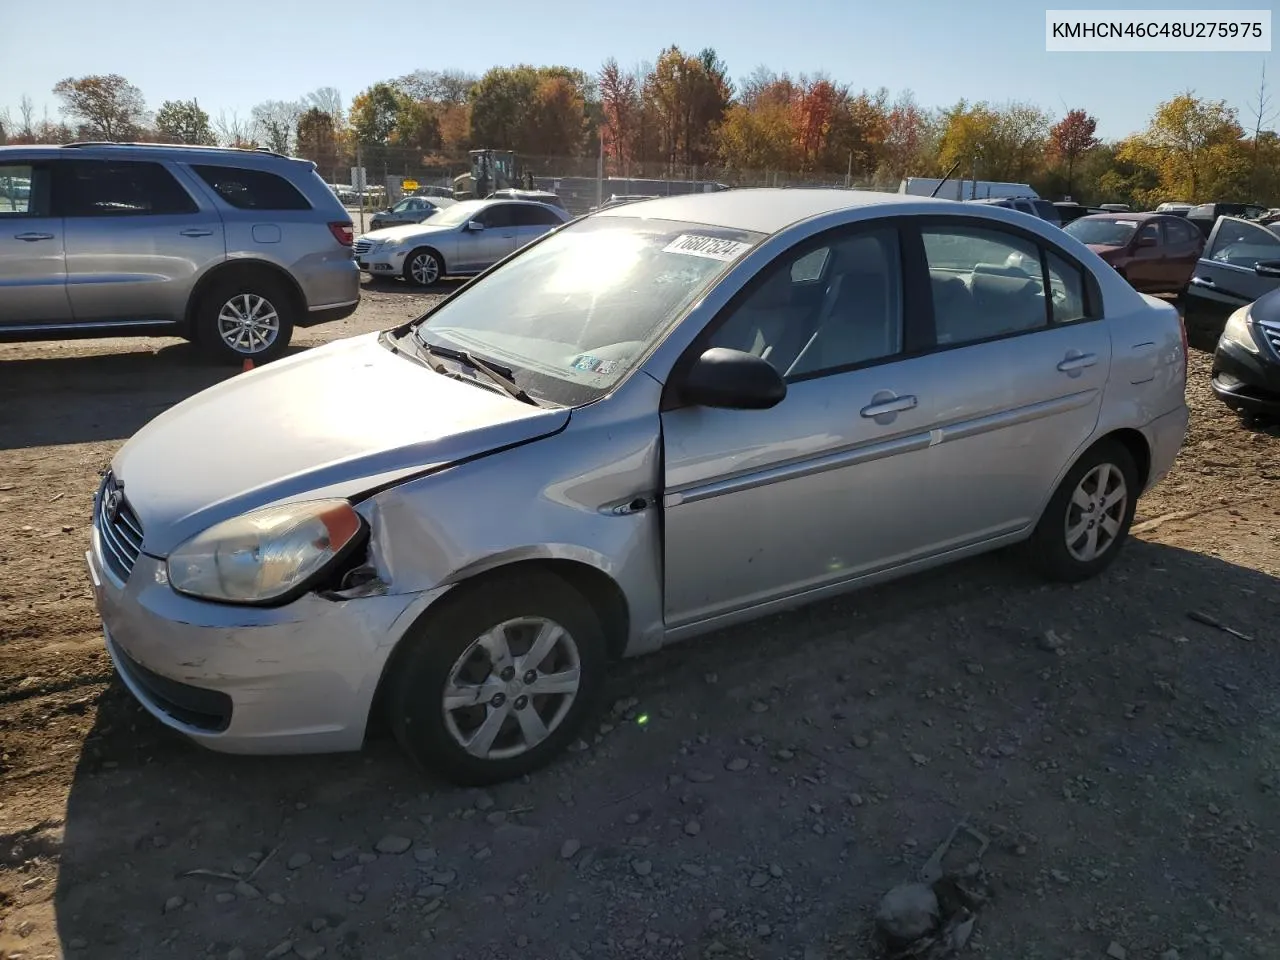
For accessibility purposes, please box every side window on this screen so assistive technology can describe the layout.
[190,164,311,211]
[61,160,198,217]
[0,163,51,217]
[477,204,516,229]
[1208,219,1280,268]
[922,225,1047,345]
[511,205,562,227]
[1045,251,1091,324]
[708,226,903,379]
[1137,222,1160,246]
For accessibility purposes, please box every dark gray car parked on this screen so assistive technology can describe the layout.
[0,142,360,363]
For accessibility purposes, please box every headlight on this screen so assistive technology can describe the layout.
[1220,306,1259,355]
[167,499,363,604]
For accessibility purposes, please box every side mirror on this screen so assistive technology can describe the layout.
[1136,235,1158,248]
[680,347,786,411]
[1254,259,1280,279]
[466,221,485,232]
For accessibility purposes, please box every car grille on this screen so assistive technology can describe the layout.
[95,472,144,581]
[352,238,374,256]
[1258,318,1280,355]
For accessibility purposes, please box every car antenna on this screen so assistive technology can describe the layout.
[930,160,963,198]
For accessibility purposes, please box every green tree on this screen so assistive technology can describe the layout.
[155,99,215,145]
[52,74,147,139]
[350,83,401,146]
[296,106,342,176]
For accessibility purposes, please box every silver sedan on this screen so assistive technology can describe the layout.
[88,189,1189,785]
[354,199,570,286]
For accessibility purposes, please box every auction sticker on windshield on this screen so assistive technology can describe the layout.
[663,235,753,261]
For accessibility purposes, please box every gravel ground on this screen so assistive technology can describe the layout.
[1,278,1279,960]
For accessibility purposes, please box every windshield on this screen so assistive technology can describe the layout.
[391,198,415,213]
[430,200,489,227]
[413,216,765,406]
[1065,218,1139,246]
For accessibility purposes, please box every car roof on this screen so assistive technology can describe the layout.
[597,188,953,234]
[1073,211,1163,223]
[0,141,309,169]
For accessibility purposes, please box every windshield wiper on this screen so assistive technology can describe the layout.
[417,338,541,406]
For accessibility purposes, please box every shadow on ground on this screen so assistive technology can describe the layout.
[51,541,1280,959]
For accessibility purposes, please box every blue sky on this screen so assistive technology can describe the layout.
[1,0,1275,140]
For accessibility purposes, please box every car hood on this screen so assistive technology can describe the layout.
[112,333,569,557]
[361,222,454,244]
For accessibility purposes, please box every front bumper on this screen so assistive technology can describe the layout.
[86,532,433,755]
[355,246,406,277]
[1211,338,1280,416]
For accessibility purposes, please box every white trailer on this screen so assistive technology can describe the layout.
[899,177,1039,201]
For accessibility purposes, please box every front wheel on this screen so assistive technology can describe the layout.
[1026,440,1139,582]
[403,248,443,287]
[386,571,607,786]
[195,275,294,364]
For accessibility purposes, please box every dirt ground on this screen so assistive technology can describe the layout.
[1,281,1278,960]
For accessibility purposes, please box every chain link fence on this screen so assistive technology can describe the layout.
[322,146,888,228]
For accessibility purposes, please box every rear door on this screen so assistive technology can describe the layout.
[911,219,1113,543]
[1125,220,1165,290]
[0,158,70,327]
[60,158,225,323]
[1162,216,1204,287]
[1185,217,1280,329]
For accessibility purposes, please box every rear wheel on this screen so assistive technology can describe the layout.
[195,274,295,364]
[403,248,443,287]
[386,571,607,786]
[1027,440,1139,582]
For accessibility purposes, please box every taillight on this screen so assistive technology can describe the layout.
[328,222,354,246]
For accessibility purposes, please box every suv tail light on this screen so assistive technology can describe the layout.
[328,222,354,246]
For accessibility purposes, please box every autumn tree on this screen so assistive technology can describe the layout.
[643,46,731,173]
[350,83,401,147]
[878,90,934,184]
[599,58,641,169]
[1119,93,1247,203]
[716,100,796,173]
[296,107,342,177]
[214,111,256,148]
[53,74,147,140]
[938,100,1048,183]
[1047,109,1099,195]
[155,99,215,145]
[391,96,442,159]
[468,66,594,156]
[303,87,346,129]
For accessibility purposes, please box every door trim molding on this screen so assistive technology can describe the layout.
[663,388,1099,507]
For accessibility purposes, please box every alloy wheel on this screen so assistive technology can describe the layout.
[1064,462,1128,562]
[442,617,581,761]
[410,253,440,285]
[216,294,280,355]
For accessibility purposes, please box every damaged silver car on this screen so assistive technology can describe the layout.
[88,189,1188,785]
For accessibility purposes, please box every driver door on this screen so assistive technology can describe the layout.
[1185,217,1280,329]
[461,203,518,272]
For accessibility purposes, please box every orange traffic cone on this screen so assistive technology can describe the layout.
[242,358,254,373]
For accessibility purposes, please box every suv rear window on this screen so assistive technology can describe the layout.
[191,164,311,211]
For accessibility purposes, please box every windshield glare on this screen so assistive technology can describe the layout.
[430,201,488,227]
[1065,218,1138,246]
[414,217,764,406]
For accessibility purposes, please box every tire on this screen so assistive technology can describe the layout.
[403,248,443,287]
[386,570,607,786]
[1026,440,1139,583]
[195,273,295,364]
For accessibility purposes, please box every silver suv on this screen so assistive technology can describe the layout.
[0,142,360,363]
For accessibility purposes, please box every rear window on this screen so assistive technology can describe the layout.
[191,164,311,211]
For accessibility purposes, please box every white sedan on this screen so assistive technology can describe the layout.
[353,198,571,286]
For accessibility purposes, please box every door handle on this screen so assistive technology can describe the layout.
[1189,276,1215,288]
[14,232,54,242]
[1057,352,1098,372]
[860,394,918,418]
[179,228,214,237]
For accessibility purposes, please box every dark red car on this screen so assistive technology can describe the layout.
[1063,212,1205,294]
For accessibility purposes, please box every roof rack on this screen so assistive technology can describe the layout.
[61,141,287,158]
